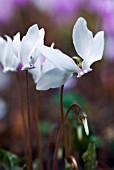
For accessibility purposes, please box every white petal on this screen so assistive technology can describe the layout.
[40,45,80,73]
[0,37,7,64]
[42,58,55,73]
[13,32,21,58]
[2,36,19,72]
[30,54,55,80]
[39,28,45,45]
[89,31,104,64]
[82,116,89,136]
[29,56,43,82]
[82,31,104,72]
[72,17,93,59]
[20,24,41,66]
[77,70,85,78]
[36,68,72,90]
[29,67,40,83]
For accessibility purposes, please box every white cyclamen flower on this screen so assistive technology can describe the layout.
[13,24,45,71]
[31,17,104,90]
[30,44,76,90]
[72,17,104,77]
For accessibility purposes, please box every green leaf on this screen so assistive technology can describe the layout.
[0,149,25,170]
[82,141,97,170]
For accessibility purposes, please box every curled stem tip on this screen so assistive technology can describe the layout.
[66,155,78,170]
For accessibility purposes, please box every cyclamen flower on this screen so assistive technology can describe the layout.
[72,17,104,77]
[13,24,45,71]
[30,17,104,90]
[30,44,76,90]
[41,17,104,79]
[0,24,45,72]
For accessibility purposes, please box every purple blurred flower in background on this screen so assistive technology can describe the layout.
[0,0,15,23]
[52,0,84,23]
[102,14,114,34]
[32,0,84,23]
[104,34,114,60]
[88,0,114,16]
[0,0,29,23]
[14,0,30,6]
[90,0,114,35]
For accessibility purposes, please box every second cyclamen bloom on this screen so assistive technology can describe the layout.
[30,17,104,90]
[29,44,76,90]
[72,17,104,77]
[13,24,45,71]
[0,24,45,72]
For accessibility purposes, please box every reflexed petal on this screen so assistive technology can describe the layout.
[2,36,19,72]
[21,24,40,65]
[0,37,7,64]
[40,45,80,73]
[13,32,21,58]
[36,68,72,90]
[82,31,104,72]
[39,28,45,45]
[89,31,104,65]
[72,17,93,59]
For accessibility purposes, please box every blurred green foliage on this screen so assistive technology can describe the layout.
[82,141,97,170]
[0,149,26,170]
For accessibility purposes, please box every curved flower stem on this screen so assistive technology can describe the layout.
[34,91,43,170]
[25,70,33,170]
[53,102,82,170]
[16,72,28,160]
[60,85,68,159]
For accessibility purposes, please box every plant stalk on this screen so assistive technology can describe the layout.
[60,85,69,159]
[53,102,82,170]
[34,90,43,170]
[25,70,33,170]
[16,72,28,164]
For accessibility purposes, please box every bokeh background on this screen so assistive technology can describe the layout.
[0,0,114,169]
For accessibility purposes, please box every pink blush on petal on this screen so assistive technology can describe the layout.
[39,54,46,64]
